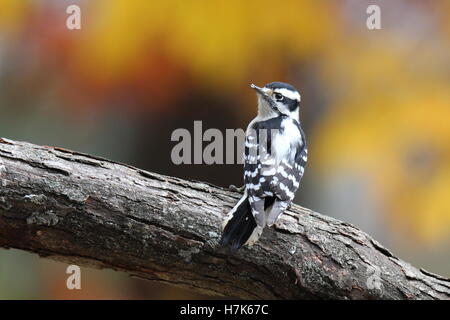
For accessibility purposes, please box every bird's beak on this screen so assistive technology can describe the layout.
[250,84,272,97]
[250,83,278,112]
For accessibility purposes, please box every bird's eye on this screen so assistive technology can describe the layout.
[274,93,284,101]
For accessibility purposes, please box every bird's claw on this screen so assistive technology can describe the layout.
[229,184,245,193]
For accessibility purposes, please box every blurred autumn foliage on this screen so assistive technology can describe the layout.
[0,0,449,299]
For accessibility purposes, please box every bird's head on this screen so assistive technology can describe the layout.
[251,82,301,120]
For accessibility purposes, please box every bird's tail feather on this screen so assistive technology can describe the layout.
[220,194,256,252]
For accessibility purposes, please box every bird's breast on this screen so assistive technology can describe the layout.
[272,120,302,163]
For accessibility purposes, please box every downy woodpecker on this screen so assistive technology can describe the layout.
[220,82,307,251]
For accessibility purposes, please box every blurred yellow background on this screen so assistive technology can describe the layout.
[0,0,449,299]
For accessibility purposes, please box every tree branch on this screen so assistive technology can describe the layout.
[0,138,449,299]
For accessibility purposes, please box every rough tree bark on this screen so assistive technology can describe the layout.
[0,138,449,299]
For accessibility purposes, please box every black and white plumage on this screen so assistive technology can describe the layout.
[220,82,307,251]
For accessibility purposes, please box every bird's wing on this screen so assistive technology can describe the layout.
[245,119,307,201]
[275,124,307,201]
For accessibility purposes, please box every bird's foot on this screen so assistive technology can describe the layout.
[228,184,245,193]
